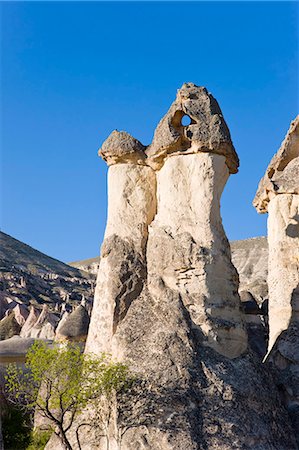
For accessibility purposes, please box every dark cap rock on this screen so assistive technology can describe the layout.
[147,83,239,173]
[99,130,146,166]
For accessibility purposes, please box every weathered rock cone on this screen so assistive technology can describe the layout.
[20,306,40,338]
[29,304,59,340]
[46,84,297,449]
[55,305,90,342]
[0,311,21,341]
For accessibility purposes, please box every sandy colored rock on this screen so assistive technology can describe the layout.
[146,153,247,359]
[254,116,299,445]
[85,164,156,355]
[230,237,268,301]
[29,305,59,340]
[12,304,29,326]
[0,311,21,341]
[20,306,40,338]
[267,194,299,352]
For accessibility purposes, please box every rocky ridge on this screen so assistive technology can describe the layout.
[0,232,95,343]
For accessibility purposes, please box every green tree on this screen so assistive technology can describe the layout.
[5,341,131,450]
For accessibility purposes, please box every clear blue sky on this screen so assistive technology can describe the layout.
[1,1,298,263]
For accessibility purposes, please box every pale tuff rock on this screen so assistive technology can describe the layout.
[20,306,40,338]
[85,164,156,355]
[254,116,299,443]
[28,304,59,340]
[253,116,299,353]
[0,311,21,340]
[146,153,247,359]
[46,84,297,449]
[54,311,70,336]
[11,303,29,326]
[230,237,268,300]
[253,115,299,213]
[267,194,299,352]
[0,335,39,356]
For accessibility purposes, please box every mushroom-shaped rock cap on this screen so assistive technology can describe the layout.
[99,130,146,166]
[56,305,90,341]
[146,83,239,173]
[253,116,299,213]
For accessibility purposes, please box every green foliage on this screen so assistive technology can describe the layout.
[2,403,31,450]
[26,429,52,450]
[6,341,130,414]
[5,341,132,449]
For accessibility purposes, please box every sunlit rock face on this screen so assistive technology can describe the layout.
[46,85,297,450]
[254,115,299,443]
[254,116,299,353]
[86,83,247,361]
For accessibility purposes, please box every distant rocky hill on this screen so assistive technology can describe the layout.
[0,232,95,341]
[69,256,100,275]
[231,236,268,301]
[70,236,269,301]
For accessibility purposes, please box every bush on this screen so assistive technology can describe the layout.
[2,403,31,450]
[26,429,52,450]
[5,341,132,450]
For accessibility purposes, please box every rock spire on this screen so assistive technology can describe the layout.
[46,84,297,449]
[254,115,299,441]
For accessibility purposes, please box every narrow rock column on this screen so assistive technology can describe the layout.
[253,116,299,352]
[147,152,247,358]
[253,116,299,441]
[85,132,156,355]
[267,193,299,350]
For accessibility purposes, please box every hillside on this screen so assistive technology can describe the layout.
[0,232,90,278]
[231,236,268,300]
[0,232,95,340]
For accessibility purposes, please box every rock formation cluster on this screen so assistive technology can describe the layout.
[2,86,298,450]
[72,84,296,449]
[0,232,95,343]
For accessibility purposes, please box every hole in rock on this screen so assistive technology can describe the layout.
[181,115,192,126]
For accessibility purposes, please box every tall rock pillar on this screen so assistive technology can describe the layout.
[85,132,156,355]
[145,84,247,359]
[253,115,299,439]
